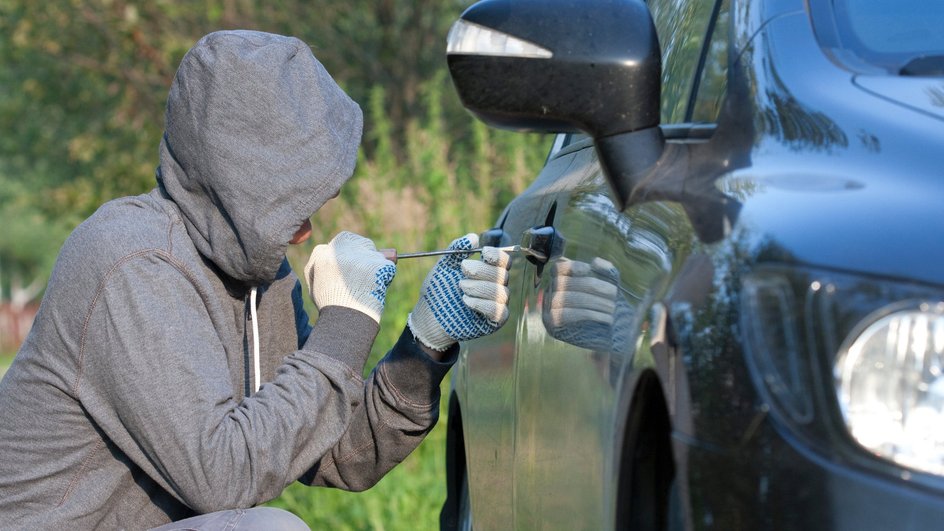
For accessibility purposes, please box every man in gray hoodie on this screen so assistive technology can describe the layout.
[0,31,511,530]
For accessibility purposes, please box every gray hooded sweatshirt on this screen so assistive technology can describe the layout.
[0,30,455,529]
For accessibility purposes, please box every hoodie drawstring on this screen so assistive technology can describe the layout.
[250,287,261,393]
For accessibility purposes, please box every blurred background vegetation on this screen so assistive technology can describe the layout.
[0,0,552,528]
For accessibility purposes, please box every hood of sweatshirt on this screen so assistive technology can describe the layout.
[157,30,363,286]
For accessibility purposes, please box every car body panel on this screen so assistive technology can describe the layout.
[512,148,686,528]
[733,11,944,285]
[853,76,944,123]
[456,151,580,528]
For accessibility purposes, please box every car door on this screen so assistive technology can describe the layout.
[457,144,576,529]
[509,0,730,527]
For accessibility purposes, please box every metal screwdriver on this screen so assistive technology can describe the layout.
[380,245,546,264]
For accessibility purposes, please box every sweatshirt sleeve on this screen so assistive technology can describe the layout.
[77,253,371,512]
[298,320,458,491]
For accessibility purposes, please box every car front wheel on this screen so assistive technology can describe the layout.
[458,464,472,531]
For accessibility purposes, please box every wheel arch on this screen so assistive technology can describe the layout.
[614,369,676,530]
[440,391,467,531]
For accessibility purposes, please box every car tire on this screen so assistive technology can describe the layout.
[666,476,684,531]
[457,464,473,531]
[621,430,676,530]
[441,397,471,531]
[616,375,678,530]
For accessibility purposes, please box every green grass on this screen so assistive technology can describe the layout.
[0,353,13,379]
[267,381,450,531]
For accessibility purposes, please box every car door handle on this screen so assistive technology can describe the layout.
[520,225,564,266]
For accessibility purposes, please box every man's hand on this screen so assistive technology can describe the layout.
[408,233,512,352]
[304,231,396,324]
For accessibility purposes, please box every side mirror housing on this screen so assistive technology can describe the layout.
[446,0,665,208]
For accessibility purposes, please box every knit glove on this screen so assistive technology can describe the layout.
[304,231,397,324]
[408,233,512,351]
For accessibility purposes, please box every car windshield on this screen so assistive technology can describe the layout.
[827,0,944,73]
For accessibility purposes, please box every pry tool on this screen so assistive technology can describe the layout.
[380,245,546,264]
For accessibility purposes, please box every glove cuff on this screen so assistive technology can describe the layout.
[408,307,456,352]
[319,284,385,324]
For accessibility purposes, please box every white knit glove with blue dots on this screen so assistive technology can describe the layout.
[408,233,512,351]
[304,231,396,324]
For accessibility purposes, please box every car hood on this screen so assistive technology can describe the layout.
[853,75,944,122]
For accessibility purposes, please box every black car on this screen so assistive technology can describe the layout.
[438,0,944,529]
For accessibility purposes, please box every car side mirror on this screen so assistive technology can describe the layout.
[446,0,665,209]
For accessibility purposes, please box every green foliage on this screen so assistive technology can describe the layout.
[0,177,69,285]
[0,0,550,299]
[0,0,553,527]
[0,354,13,377]
[0,0,195,295]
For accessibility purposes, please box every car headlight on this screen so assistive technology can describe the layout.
[741,267,944,479]
[835,301,944,475]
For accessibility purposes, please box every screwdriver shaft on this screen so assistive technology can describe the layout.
[381,245,545,263]
[395,247,486,259]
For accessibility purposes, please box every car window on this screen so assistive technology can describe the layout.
[647,0,719,124]
[689,0,730,123]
